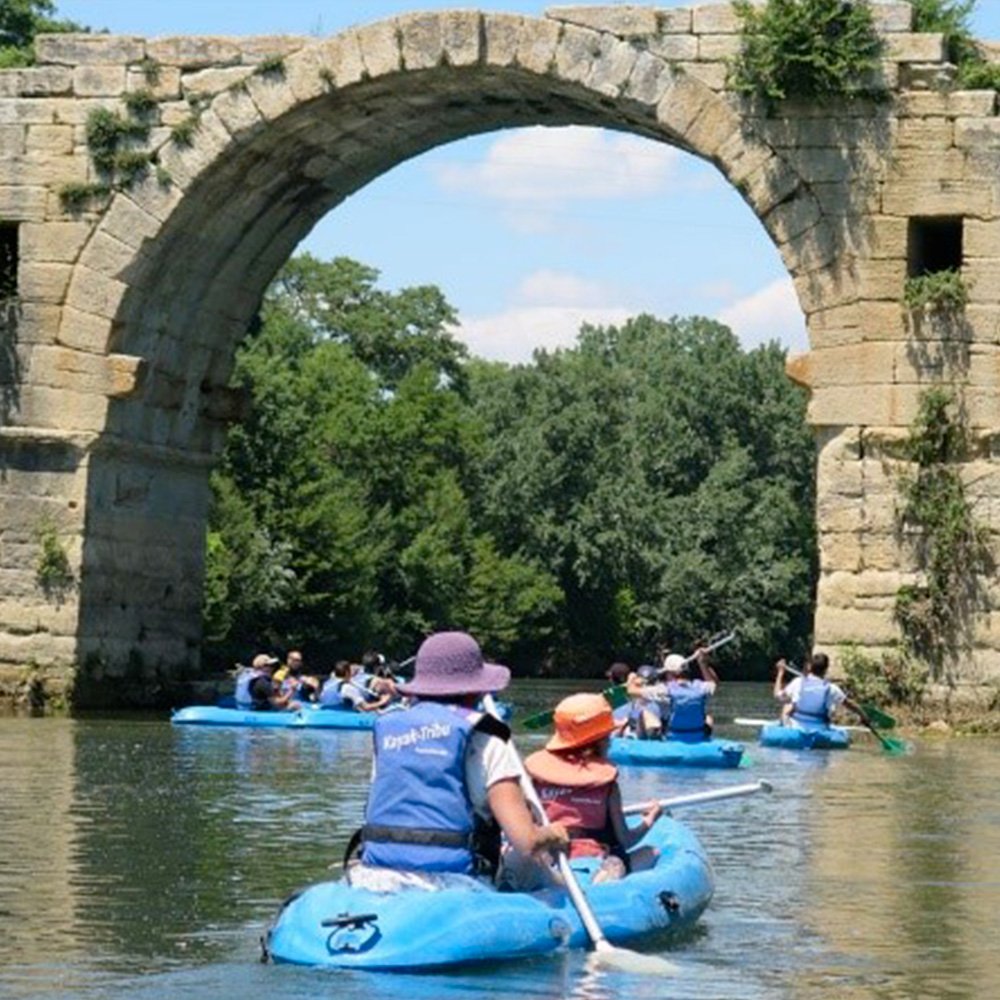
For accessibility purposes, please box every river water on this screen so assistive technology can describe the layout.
[2,680,998,1000]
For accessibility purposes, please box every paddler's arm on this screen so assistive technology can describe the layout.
[608,784,661,852]
[487,778,569,857]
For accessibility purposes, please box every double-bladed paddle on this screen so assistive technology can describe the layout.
[523,630,737,730]
[482,694,679,975]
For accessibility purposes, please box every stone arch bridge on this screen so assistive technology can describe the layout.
[1,3,999,708]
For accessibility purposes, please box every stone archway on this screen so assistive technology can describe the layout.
[1,4,998,707]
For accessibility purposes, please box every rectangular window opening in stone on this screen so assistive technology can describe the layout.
[907,217,963,277]
[0,222,18,301]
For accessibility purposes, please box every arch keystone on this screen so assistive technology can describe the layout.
[483,13,527,67]
[355,21,403,78]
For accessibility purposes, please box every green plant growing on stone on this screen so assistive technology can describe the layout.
[729,0,885,104]
[122,87,158,118]
[35,520,75,601]
[85,107,150,174]
[155,164,172,188]
[137,55,161,86]
[904,268,970,315]
[912,1,1000,91]
[114,149,154,186]
[894,387,991,675]
[318,67,335,89]
[170,114,200,148]
[839,643,927,707]
[255,54,286,78]
[57,181,111,213]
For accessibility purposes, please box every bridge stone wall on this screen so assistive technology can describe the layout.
[1,3,999,709]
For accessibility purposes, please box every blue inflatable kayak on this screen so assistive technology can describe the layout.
[170,704,375,730]
[265,815,713,970]
[759,722,851,750]
[608,736,744,769]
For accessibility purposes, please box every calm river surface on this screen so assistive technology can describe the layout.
[2,680,999,1000]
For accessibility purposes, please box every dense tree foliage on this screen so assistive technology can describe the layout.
[206,254,816,677]
[0,0,86,68]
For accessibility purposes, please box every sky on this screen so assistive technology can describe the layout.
[54,1,1000,364]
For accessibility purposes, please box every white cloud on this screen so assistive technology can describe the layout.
[514,269,617,308]
[455,305,634,364]
[716,278,808,352]
[434,126,680,205]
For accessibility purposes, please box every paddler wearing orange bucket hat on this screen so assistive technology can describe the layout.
[524,693,662,884]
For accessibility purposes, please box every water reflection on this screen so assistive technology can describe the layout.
[1,686,999,1000]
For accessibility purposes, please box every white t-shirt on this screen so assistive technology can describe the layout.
[783,676,846,710]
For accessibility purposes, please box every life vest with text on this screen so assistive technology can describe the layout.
[234,668,268,709]
[666,680,710,738]
[361,701,506,874]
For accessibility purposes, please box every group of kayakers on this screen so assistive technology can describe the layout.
[237,629,863,895]
[233,648,402,713]
[608,644,720,742]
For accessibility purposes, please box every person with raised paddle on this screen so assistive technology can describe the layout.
[346,631,569,892]
[516,693,662,887]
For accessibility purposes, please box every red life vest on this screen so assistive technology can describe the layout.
[525,749,618,858]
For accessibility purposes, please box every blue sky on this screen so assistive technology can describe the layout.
[56,2,1000,363]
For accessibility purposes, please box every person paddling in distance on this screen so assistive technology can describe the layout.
[273,649,320,703]
[234,653,301,711]
[773,653,868,729]
[319,660,394,713]
[624,664,670,739]
[522,693,662,886]
[347,631,569,892]
[660,646,718,741]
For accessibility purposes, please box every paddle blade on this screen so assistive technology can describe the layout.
[522,709,554,730]
[588,941,679,975]
[601,683,629,709]
[879,734,910,756]
[863,703,897,729]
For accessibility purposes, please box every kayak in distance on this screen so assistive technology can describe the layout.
[264,815,713,970]
[171,703,376,730]
[170,700,514,730]
[608,735,745,769]
[758,722,851,750]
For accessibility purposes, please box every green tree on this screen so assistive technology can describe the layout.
[0,0,87,68]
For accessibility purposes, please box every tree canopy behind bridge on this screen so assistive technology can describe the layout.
[205,253,816,677]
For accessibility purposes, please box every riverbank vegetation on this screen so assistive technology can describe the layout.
[204,254,816,678]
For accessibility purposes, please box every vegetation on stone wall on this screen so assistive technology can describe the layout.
[839,643,927,707]
[0,0,85,68]
[911,0,1000,90]
[728,0,885,104]
[894,387,991,676]
[34,519,74,601]
[903,268,970,314]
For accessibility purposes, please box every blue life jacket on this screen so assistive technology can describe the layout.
[666,680,709,738]
[234,668,268,709]
[361,702,490,874]
[792,676,832,726]
[319,678,345,708]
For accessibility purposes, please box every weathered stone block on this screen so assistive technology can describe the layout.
[440,11,481,68]
[146,37,241,69]
[674,60,727,90]
[36,34,145,66]
[0,124,26,156]
[63,266,127,323]
[72,65,127,97]
[398,12,445,70]
[483,14,525,68]
[518,17,561,75]
[18,262,72,304]
[692,5,742,33]
[814,605,900,644]
[243,68,297,122]
[56,307,114,354]
[646,34,698,61]
[181,66,252,99]
[624,51,675,107]
[0,185,47,219]
[16,384,109,432]
[126,64,181,101]
[547,6,659,36]
[555,24,601,86]
[210,85,264,141]
[356,20,403,78]
[697,34,741,60]
[237,37,305,65]
[819,530,863,572]
[19,220,91,263]
[885,33,946,63]
[587,35,638,97]
[882,179,992,217]
[156,106,232,188]
[808,383,922,427]
[25,123,73,154]
[871,2,913,32]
